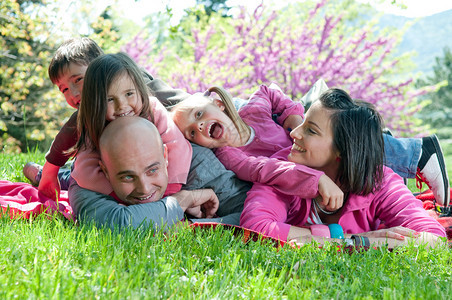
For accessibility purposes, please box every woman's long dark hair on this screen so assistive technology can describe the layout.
[319,88,384,195]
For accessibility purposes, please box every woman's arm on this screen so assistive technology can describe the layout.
[372,168,446,237]
[357,227,442,248]
[240,182,304,241]
[290,226,443,249]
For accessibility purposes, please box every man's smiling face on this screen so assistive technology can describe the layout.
[99,117,169,205]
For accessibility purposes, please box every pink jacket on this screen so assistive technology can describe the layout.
[215,84,324,197]
[240,147,447,241]
[72,97,192,195]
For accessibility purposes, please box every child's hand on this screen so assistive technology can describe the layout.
[317,174,343,211]
[38,162,61,200]
[282,115,303,132]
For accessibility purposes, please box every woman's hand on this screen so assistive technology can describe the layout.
[288,226,444,249]
[358,226,420,240]
[357,226,443,248]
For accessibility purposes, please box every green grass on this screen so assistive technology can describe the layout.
[1,143,452,299]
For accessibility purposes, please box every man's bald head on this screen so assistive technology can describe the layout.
[99,116,169,205]
[100,116,163,159]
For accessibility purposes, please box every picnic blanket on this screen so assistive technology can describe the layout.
[1,179,451,245]
[0,180,73,221]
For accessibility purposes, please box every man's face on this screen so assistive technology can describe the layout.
[101,143,169,205]
[54,62,88,109]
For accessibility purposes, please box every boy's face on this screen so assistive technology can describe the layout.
[54,62,88,109]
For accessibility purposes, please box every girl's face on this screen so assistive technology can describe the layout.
[288,101,340,176]
[106,73,143,121]
[173,98,240,148]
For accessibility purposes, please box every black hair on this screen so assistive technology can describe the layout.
[319,88,384,195]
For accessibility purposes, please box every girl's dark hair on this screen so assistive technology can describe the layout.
[319,88,384,195]
[48,38,104,84]
[76,52,153,153]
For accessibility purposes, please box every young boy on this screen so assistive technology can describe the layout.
[23,38,103,200]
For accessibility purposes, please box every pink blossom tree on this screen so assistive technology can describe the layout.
[123,0,430,136]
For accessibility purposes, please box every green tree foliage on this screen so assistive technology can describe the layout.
[89,5,121,53]
[0,0,122,154]
[195,0,231,16]
[0,0,64,153]
[416,47,452,138]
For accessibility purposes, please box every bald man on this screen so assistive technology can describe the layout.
[98,116,218,218]
[99,117,170,205]
[69,117,251,231]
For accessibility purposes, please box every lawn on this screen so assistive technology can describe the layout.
[0,142,451,299]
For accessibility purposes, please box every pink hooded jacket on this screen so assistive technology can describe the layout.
[240,147,447,241]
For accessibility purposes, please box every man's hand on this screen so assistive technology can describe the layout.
[317,174,344,211]
[38,162,61,200]
[172,189,219,218]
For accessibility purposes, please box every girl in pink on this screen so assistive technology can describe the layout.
[72,52,192,201]
[171,85,344,209]
[240,89,445,247]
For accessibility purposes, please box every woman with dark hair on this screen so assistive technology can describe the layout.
[240,88,446,248]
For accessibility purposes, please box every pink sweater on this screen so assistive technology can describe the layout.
[215,85,324,197]
[72,97,192,195]
[240,147,447,241]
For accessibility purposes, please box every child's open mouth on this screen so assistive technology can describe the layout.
[208,122,223,139]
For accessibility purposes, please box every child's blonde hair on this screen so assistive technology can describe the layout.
[172,86,249,142]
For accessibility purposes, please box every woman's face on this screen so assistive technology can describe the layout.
[173,98,240,148]
[288,101,339,175]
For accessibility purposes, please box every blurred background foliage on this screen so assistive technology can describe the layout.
[1,0,451,154]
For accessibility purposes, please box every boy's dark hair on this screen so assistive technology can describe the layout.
[48,37,104,84]
[76,52,153,153]
[319,88,384,195]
